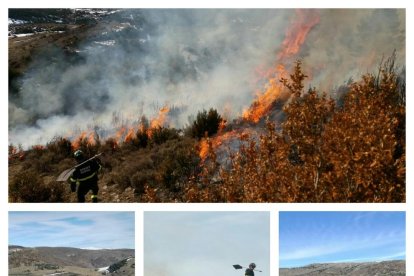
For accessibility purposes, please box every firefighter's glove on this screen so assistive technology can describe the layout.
[70,182,76,192]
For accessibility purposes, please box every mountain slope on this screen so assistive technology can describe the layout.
[9,246,134,269]
[280,261,405,276]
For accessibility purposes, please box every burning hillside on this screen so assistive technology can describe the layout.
[9,9,404,148]
[8,9,405,203]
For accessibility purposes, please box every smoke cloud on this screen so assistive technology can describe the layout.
[8,9,405,148]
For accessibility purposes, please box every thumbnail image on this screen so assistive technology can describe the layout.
[9,211,135,276]
[145,212,269,276]
[279,211,405,275]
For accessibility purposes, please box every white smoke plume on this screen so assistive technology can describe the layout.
[8,9,405,148]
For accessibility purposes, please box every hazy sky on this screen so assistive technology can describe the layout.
[144,212,270,276]
[279,211,406,268]
[9,211,135,249]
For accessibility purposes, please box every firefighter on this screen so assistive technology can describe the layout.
[69,150,102,203]
[245,263,256,276]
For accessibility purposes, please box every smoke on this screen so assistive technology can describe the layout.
[301,9,405,90]
[8,9,405,148]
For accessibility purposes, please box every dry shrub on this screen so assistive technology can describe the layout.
[9,170,65,202]
[149,127,180,145]
[130,170,157,194]
[194,59,405,203]
[153,138,200,191]
[46,136,72,158]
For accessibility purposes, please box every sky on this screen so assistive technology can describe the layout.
[9,211,135,249]
[144,212,270,276]
[279,211,406,268]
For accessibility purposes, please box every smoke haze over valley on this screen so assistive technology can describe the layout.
[8,9,405,148]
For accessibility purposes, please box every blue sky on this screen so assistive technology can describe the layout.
[145,212,270,276]
[9,212,135,249]
[279,212,406,268]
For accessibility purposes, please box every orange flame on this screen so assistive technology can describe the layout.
[72,132,86,150]
[243,10,320,123]
[199,130,253,161]
[88,132,97,146]
[278,10,320,60]
[150,106,170,129]
[124,127,136,143]
[200,10,320,160]
[199,139,210,160]
[72,131,97,150]
[148,106,170,137]
[243,65,287,123]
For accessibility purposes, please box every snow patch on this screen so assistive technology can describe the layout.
[113,22,137,32]
[8,18,29,25]
[98,266,110,272]
[12,33,35,37]
[10,31,66,38]
[94,40,116,46]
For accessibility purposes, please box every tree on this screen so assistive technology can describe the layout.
[321,58,405,202]
[280,60,335,201]
[189,108,223,139]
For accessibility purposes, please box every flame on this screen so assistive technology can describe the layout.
[124,128,136,143]
[199,130,253,161]
[147,106,170,137]
[72,132,86,150]
[114,127,127,143]
[150,106,170,129]
[199,139,210,160]
[243,64,287,123]
[32,145,45,151]
[201,10,320,160]
[243,10,320,123]
[68,107,170,149]
[72,131,97,150]
[278,10,320,60]
[87,132,97,146]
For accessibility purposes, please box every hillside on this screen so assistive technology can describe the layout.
[8,9,406,203]
[9,245,134,276]
[8,9,128,95]
[279,260,405,276]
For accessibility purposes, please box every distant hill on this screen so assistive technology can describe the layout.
[280,260,405,276]
[9,245,134,275]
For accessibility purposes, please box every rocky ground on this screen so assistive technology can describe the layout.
[279,260,405,276]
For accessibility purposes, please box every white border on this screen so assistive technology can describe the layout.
[2,2,412,276]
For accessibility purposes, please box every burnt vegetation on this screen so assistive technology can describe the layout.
[9,58,405,203]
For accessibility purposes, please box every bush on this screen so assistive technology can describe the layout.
[149,127,180,145]
[188,108,223,139]
[155,138,200,191]
[9,170,65,202]
[130,170,157,194]
[46,136,72,158]
[211,59,405,203]
[134,128,149,148]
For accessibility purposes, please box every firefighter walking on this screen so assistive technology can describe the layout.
[69,150,102,203]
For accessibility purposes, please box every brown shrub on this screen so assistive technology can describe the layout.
[9,170,65,202]
[130,170,157,194]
